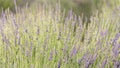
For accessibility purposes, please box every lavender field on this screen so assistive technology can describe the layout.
[0,0,120,68]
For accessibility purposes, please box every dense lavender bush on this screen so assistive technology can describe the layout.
[0,0,120,68]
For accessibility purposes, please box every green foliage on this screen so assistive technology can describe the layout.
[0,0,33,13]
[0,0,14,12]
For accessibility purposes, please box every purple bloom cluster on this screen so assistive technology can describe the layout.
[112,33,120,57]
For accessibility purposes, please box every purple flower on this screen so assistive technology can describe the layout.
[102,59,107,68]
[1,12,7,25]
[90,54,97,64]
[100,29,108,37]
[83,53,97,68]
[11,15,18,30]
[112,44,120,57]
[112,33,120,57]
[85,61,90,68]
[58,59,61,68]
[70,46,77,57]
[113,60,120,68]
[113,33,120,46]
[116,33,120,38]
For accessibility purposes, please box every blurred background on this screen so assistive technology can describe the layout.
[0,0,118,20]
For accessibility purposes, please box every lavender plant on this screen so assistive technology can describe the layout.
[0,1,120,68]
